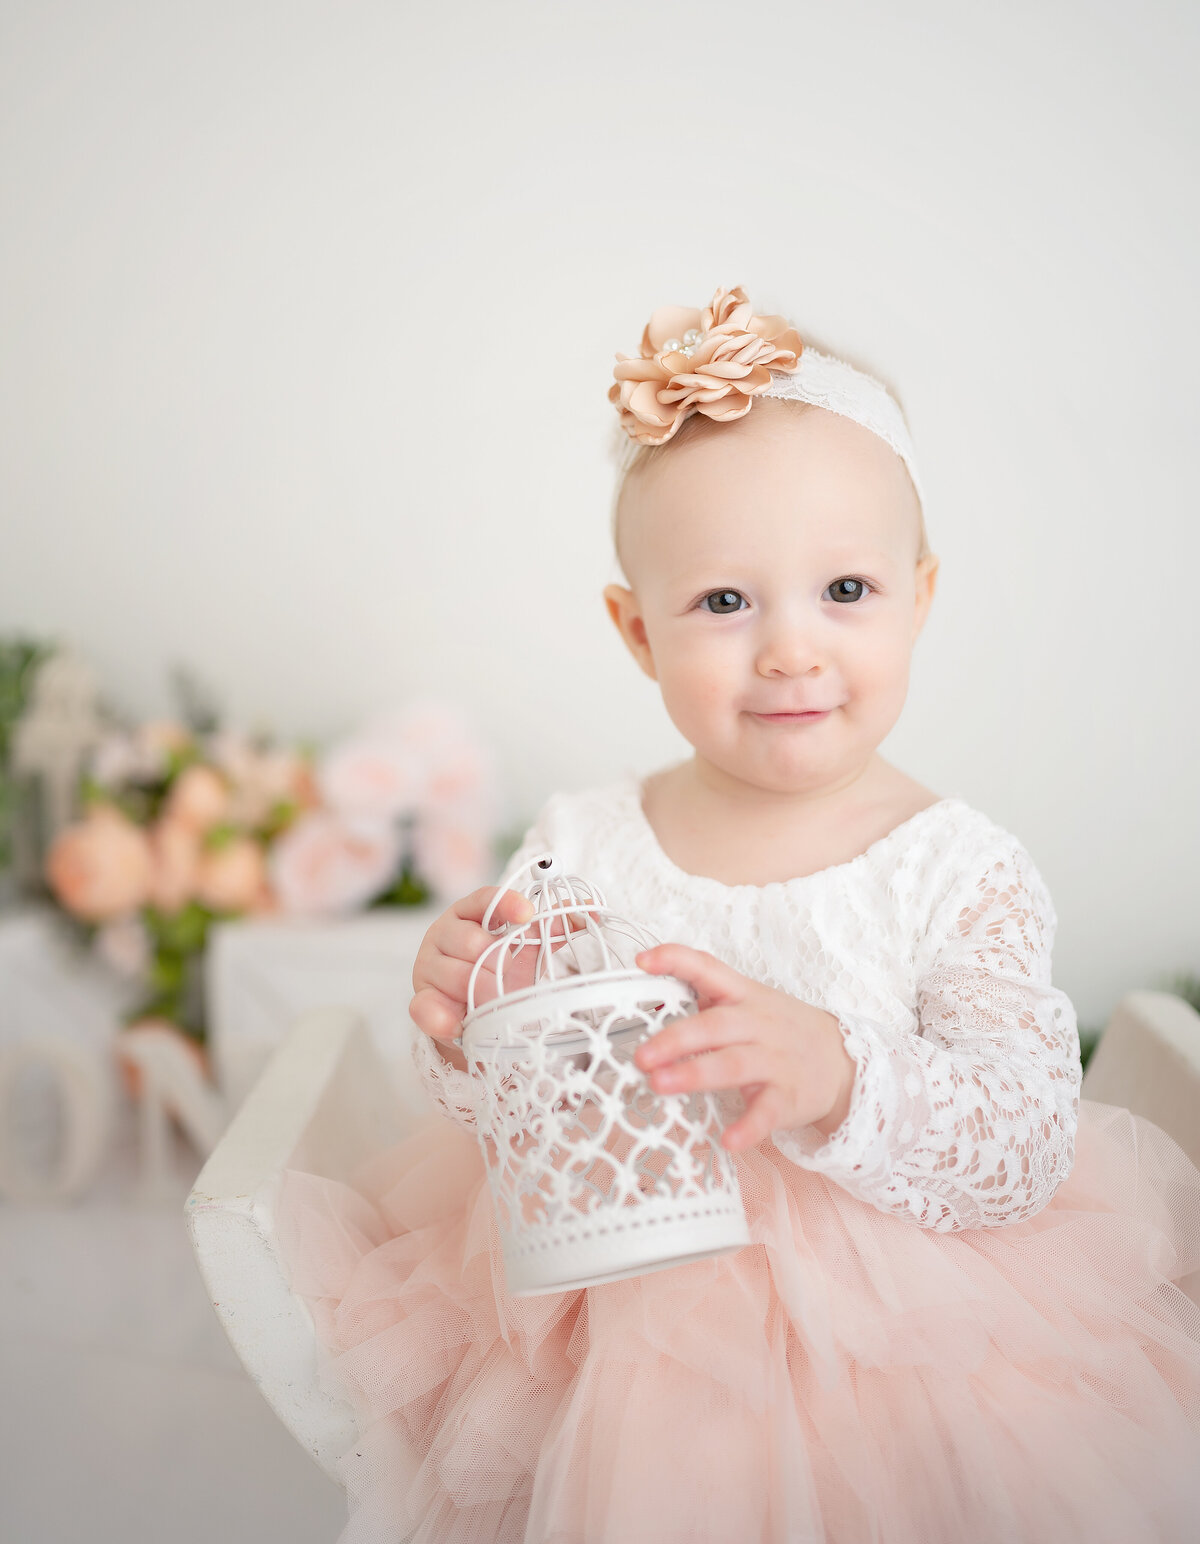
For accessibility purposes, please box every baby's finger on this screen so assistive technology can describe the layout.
[455,885,535,930]
[409,985,467,1042]
[634,1003,750,1074]
[719,1084,790,1153]
[646,1041,767,1098]
[415,948,492,1008]
[432,914,515,965]
[634,943,746,1012]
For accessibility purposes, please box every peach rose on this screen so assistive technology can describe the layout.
[147,818,202,913]
[165,764,229,833]
[195,836,269,913]
[138,719,192,757]
[45,805,154,922]
[609,283,804,446]
[206,731,316,827]
[267,810,402,917]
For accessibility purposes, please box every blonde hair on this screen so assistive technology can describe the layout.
[608,336,931,572]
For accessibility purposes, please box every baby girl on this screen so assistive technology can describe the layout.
[285,286,1200,1544]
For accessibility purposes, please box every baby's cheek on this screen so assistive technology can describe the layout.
[662,651,734,711]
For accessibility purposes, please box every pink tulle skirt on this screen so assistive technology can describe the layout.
[276,1097,1200,1543]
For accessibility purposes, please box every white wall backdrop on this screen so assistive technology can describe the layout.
[1,0,1196,1028]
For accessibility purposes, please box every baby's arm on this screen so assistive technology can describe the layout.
[771,838,1082,1231]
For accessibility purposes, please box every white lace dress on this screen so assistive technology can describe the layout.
[413,776,1082,1232]
[280,774,1200,1544]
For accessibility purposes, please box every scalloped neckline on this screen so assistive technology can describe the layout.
[618,773,966,897]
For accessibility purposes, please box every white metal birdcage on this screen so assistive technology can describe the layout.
[460,852,751,1296]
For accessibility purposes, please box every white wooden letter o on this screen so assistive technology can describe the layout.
[0,1039,114,1202]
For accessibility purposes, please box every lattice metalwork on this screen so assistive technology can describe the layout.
[461,854,750,1295]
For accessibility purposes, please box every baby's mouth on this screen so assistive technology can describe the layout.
[748,706,836,722]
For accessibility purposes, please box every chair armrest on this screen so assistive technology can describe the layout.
[185,1005,411,1486]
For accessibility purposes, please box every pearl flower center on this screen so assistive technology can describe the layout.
[659,327,705,360]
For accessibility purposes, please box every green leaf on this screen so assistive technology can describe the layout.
[201,822,239,852]
[370,864,432,908]
[258,798,300,842]
[149,951,186,994]
[143,901,210,955]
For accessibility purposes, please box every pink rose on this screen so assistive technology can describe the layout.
[195,837,269,913]
[317,724,429,822]
[88,732,148,789]
[316,701,497,823]
[88,720,194,788]
[45,805,154,922]
[147,819,201,913]
[165,764,229,833]
[402,702,498,827]
[267,810,402,917]
[411,811,495,901]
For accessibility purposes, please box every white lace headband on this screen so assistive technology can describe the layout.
[609,285,924,512]
[758,348,924,512]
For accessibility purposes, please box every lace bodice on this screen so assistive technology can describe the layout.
[411,775,1083,1234]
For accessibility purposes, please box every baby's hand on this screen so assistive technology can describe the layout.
[409,885,597,1050]
[632,944,857,1152]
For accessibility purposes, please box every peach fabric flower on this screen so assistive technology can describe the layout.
[609,284,804,446]
[45,805,154,922]
[195,836,270,914]
[147,818,202,913]
[165,764,230,834]
[267,810,403,917]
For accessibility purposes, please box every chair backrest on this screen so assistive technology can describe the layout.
[1081,989,1200,1171]
[1082,988,1200,1306]
[185,1005,413,1485]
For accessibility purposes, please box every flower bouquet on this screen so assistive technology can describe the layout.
[44,700,504,1047]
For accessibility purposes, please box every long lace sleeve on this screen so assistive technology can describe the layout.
[410,806,557,1131]
[770,838,1082,1231]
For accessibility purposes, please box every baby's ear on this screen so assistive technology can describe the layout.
[602,583,658,681]
[912,553,939,640]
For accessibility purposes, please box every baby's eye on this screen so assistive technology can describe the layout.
[826,578,873,604]
[701,590,747,615]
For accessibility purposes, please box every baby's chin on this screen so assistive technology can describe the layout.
[696,722,860,797]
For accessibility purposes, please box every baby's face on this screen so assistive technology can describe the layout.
[605,401,938,798]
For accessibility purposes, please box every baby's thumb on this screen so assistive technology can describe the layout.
[491,887,535,927]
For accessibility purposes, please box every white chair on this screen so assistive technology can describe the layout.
[185,1005,410,1482]
[1080,990,1200,1170]
[187,990,1200,1484]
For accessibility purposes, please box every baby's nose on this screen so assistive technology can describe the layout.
[754,625,824,676]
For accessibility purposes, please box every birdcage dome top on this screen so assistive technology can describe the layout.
[461,853,694,1055]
